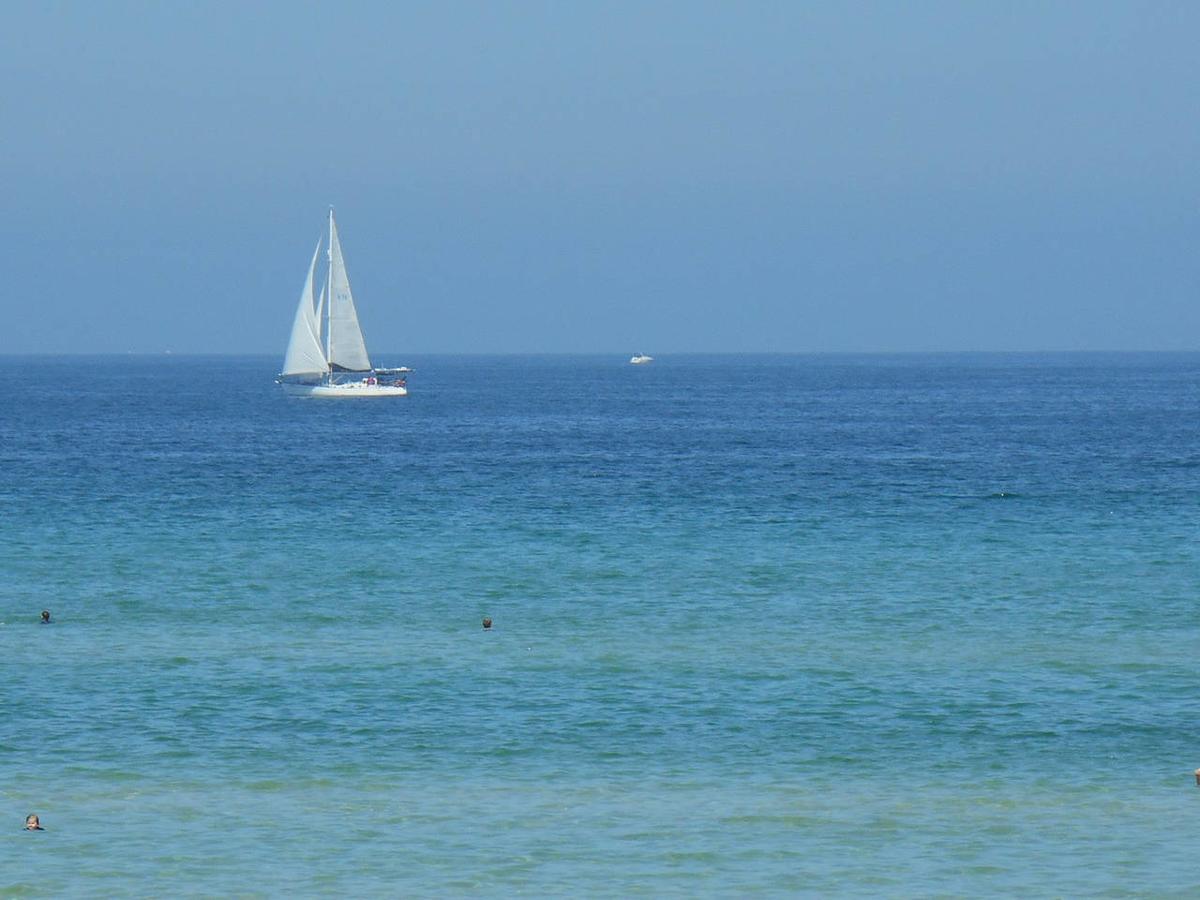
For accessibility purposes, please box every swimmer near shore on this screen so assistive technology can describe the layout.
[40,610,51,624]
[24,814,44,831]
[482,617,493,631]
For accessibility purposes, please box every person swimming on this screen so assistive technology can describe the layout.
[40,610,51,624]
[482,617,493,630]
[24,814,44,831]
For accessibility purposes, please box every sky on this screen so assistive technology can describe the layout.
[1,0,1197,355]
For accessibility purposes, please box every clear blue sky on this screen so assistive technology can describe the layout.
[2,1,1197,354]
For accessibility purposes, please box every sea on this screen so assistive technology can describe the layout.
[2,353,1199,897]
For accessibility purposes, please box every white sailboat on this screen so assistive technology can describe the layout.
[629,353,653,365]
[278,209,410,397]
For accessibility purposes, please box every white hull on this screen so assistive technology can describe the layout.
[630,355,653,365]
[284,382,408,398]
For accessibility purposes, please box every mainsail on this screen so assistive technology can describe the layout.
[281,239,327,377]
[327,213,372,372]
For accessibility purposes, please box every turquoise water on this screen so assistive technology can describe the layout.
[3,354,1199,896]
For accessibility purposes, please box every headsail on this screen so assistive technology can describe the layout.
[327,212,372,372]
[281,238,328,377]
[315,282,326,348]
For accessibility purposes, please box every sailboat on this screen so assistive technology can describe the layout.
[278,209,410,397]
[629,353,653,365]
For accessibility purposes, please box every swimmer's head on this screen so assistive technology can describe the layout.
[40,610,50,623]
[24,814,41,830]
[482,617,493,630]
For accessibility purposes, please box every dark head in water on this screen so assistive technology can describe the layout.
[40,610,51,624]
[482,617,493,630]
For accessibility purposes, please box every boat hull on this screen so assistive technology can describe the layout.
[283,382,408,398]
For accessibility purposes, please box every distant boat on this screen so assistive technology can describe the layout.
[278,209,410,397]
[630,354,654,365]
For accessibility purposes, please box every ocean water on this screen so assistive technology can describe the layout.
[2,353,1199,897]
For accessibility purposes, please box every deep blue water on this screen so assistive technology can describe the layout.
[2,353,1199,896]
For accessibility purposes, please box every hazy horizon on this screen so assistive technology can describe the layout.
[7,349,1200,362]
[3,2,1197,355]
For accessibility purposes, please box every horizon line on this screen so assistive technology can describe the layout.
[3,349,1199,358]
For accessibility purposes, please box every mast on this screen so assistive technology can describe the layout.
[326,207,334,379]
